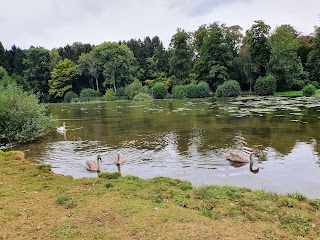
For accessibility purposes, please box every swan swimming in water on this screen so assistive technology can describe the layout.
[225,151,259,164]
[56,122,66,133]
[86,155,102,172]
[114,152,125,174]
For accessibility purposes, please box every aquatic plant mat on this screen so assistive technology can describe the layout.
[0,151,319,239]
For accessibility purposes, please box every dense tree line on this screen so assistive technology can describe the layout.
[0,20,319,102]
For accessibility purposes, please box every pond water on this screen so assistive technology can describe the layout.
[16,97,320,198]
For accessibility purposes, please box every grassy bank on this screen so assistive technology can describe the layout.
[274,89,320,97]
[1,151,319,239]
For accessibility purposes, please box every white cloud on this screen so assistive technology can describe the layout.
[0,0,319,50]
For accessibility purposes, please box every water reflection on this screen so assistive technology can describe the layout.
[14,97,320,198]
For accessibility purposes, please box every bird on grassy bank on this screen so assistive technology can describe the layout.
[86,155,102,172]
[114,152,125,174]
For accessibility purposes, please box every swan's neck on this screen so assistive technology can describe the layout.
[97,159,101,172]
[249,152,254,164]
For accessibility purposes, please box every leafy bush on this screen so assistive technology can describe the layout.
[291,80,305,91]
[254,75,277,96]
[64,91,78,103]
[196,81,211,98]
[125,79,145,100]
[172,85,186,99]
[79,88,101,101]
[133,93,153,101]
[0,83,55,146]
[103,88,117,101]
[215,80,241,98]
[172,82,211,99]
[302,84,316,97]
[115,87,127,100]
[184,83,198,98]
[311,81,319,89]
[151,82,168,99]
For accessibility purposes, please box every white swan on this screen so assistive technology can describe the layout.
[56,122,66,133]
[86,155,102,172]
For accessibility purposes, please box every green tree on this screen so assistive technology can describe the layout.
[194,23,234,90]
[5,45,25,75]
[246,20,271,80]
[48,59,78,99]
[307,27,320,83]
[268,25,304,91]
[58,42,92,63]
[91,42,138,91]
[49,48,62,69]
[0,41,5,67]
[169,28,194,84]
[79,51,100,91]
[23,47,51,102]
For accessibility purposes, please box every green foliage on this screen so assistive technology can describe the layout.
[307,27,320,82]
[291,80,305,91]
[169,28,194,83]
[215,80,241,98]
[254,74,277,96]
[23,47,52,102]
[302,84,316,97]
[194,23,235,89]
[133,93,153,101]
[268,25,304,92]
[98,172,121,179]
[92,42,138,91]
[124,79,145,100]
[172,82,211,99]
[151,82,168,99]
[49,58,78,99]
[246,20,271,80]
[196,81,211,98]
[103,88,117,101]
[172,85,186,99]
[0,82,55,146]
[184,83,198,98]
[64,91,78,103]
[79,88,101,101]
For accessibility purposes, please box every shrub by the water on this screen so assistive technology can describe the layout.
[103,89,117,101]
[254,75,277,96]
[151,82,168,99]
[196,81,211,98]
[291,80,305,91]
[184,83,198,98]
[79,88,101,101]
[172,85,186,99]
[172,82,211,99]
[215,80,241,98]
[133,93,153,101]
[125,79,145,100]
[64,91,78,103]
[302,84,316,97]
[0,83,55,146]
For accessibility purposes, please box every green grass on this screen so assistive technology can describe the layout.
[1,151,320,239]
[274,89,320,97]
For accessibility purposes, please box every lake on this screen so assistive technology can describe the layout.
[16,97,320,198]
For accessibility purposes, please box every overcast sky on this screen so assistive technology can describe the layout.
[1,0,319,50]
